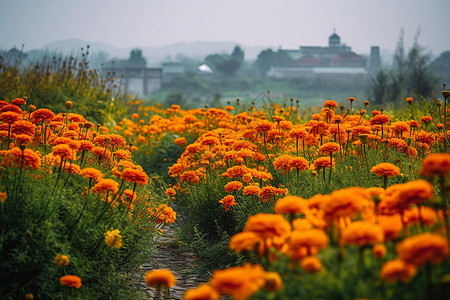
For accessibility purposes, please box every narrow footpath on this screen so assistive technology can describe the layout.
[134,205,203,299]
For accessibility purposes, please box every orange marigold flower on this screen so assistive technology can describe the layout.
[370,163,400,177]
[104,229,122,248]
[351,125,371,136]
[224,181,243,193]
[200,136,220,146]
[165,188,176,197]
[219,195,237,212]
[0,111,22,123]
[421,153,450,177]
[108,133,126,148]
[314,156,335,169]
[406,97,413,104]
[54,253,70,266]
[244,213,291,240]
[0,191,6,203]
[408,120,420,128]
[274,195,308,215]
[242,172,253,183]
[369,114,390,125]
[144,269,176,289]
[80,167,104,180]
[31,108,55,124]
[255,121,273,133]
[386,180,434,210]
[174,137,188,146]
[67,113,85,123]
[184,284,219,300]
[120,168,149,185]
[92,179,119,194]
[403,206,437,226]
[289,128,308,139]
[91,146,111,160]
[63,163,81,174]
[131,113,139,119]
[0,104,22,114]
[396,233,448,266]
[372,244,387,259]
[273,154,294,174]
[377,214,403,241]
[290,229,328,250]
[387,138,408,152]
[122,189,137,202]
[323,100,338,108]
[60,275,82,289]
[322,187,368,221]
[12,98,26,106]
[242,185,261,196]
[229,232,262,253]
[14,134,32,146]
[340,221,384,247]
[3,147,41,169]
[319,142,340,155]
[79,140,94,151]
[258,186,288,203]
[113,149,132,160]
[289,157,309,171]
[93,134,109,146]
[301,256,323,273]
[11,120,35,136]
[161,205,177,224]
[209,263,266,300]
[420,115,432,124]
[391,121,410,134]
[380,259,417,283]
[292,219,313,231]
[52,144,73,160]
[263,272,283,292]
[180,170,201,184]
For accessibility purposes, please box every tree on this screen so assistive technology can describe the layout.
[369,30,436,104]
[205,45,244,77]
[254,49,293,76]
[128,49,147,68]
[431,51,450,85]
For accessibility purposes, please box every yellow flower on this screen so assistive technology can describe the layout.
[104,229,122,248]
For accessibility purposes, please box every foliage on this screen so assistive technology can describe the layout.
[205,46,245,77]
[369,30,437,104]
[0,101,175,299]
[431,50,450,85]
[254,49,294,75]
[0,49,131,125]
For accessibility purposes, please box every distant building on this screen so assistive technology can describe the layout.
[367,46,382,74]
[1,46,28,66]
[268,32,380,78]
[102,49,162,97]
[162,62,184,84]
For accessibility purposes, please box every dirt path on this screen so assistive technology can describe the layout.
[135,205,203,299]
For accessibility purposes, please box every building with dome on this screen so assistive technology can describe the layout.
[267,32,380,78]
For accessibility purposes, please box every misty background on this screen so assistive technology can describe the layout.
[1,0,449,107]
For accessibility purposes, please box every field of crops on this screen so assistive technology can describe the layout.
[1,89,449,299]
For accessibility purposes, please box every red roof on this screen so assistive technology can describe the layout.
[295,55,320,67]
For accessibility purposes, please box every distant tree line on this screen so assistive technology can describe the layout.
[369,30,449,104]
[205,46,244,77]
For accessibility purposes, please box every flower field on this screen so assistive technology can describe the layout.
[1,89,450,299]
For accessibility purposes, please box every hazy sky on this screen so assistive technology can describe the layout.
[1,0,449,56]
